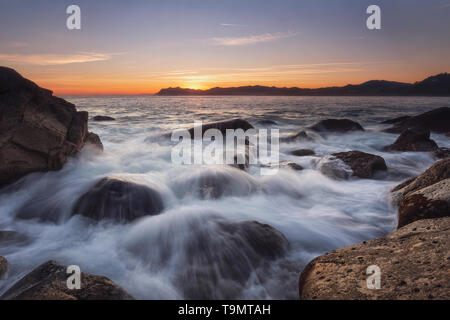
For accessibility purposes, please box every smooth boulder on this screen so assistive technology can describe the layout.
[0,67,102,189]
[309,119,364,133]
[298,217,450,300]
[187,118,254,137]
[316,155,353,180]
[92,115,115,121]
[332,151,387,179]
[72,177,164,222]
[384,107,450,133]
[0,260,133,300]
[384,129,438,152]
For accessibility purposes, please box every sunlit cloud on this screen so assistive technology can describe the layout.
[7,41,29,48]
[0,52,117,65]
[220,23,247,27]
[212,32,298,46]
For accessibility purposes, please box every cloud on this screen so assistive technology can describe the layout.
[0,52,116,65]
[212,32,297,46]
[220,23,247,27]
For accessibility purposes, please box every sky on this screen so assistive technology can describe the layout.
[1,0,450,95]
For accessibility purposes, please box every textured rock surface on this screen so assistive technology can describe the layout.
[332,151,387,179]
[384,129,438,152]
[298,218,450,300]
[0,256,7,278]
[384,107,450,133]
[309,119,364,133]
[1,260,133,300]
[0,67,102,188]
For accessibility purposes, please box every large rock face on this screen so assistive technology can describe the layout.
[332,151,387,179]
[0,67,102,188]
[309,119,364,133]
[384,129,438,152]
[384,107,450,133]
[1,260,133,300]
[298,217,450,300]
[72,177,164,222]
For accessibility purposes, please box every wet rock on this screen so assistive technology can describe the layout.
[316,155,353,180]
[446,132,450,137]
[283,162,304,171]
[257,119,277,126]
[92,115,115,121]
[298,217,450,300]
[187,118,254,137]
[332,151,387,179]
[391,158,450,205]
[0,231,30,247]
[384,129,438,152]
[381,116,412,124]
[72,177,164,222]
[0,256,7,278]
[291,149,315,157]
[83,132,104,151]
[309,119,364,133]
[435,147,450,159]
[0,67,102,189]
[384,107,450,133]
[398,179,450,228]
[0,260,133,300]
[281,131,313,143]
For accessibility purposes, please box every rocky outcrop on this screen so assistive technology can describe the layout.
[384,129,438,152]
[332,151,387,179]
[72,177,164,222]
[0,256,7,278]
[298,217,450,300]
[0,260,133,300]
[384,107,450,133]
[309,119,364,133]
[0,67,102,189]
[92,115,115,121]
[187,118,254,137]
[391,158,450,205]
[291,149,315,157]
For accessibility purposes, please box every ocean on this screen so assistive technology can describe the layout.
[1,96,449,299]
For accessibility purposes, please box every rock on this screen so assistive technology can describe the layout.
[257,119,277,126]
[316,155,353,180]
[0,260,133,300]
[384,107,450,133]
[332,151,387,179]
[446,132,450,137]
[435,148,450,159]
[0,256,7,278]
[83,132,103,151]
[384,129,438,152]
[187,118,254,137]
[391,158,450,205]
[309,119,364,133]
[72,177,164,222]
[0,231,30,247]
[291,149,315,157]
[0,67,102,189]
[283,162,304,171]
[381,116,412,124]
[298,217,450,300]
[280,131,313,143]
[398,179,450,228]
[92,115,115,121]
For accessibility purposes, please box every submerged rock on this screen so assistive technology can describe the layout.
[283,162,304,171]
[280,131,313,143]
[0,231,30,247]
[0,256,7,278]
[309,119,364,133]
[384,107,450,133]
[0,260,133,300]
[316,155,354,180]
[72,177,164,222]
[384,129,438,152]
[332,151,387,179]
[291,149,315,157]
[92,115,115,121]
[83,132,104,151]
[0,67,102,189]
[187,118,254,137]
[381,115,412,124]
[257,119,277,126]
[298,217,450,300]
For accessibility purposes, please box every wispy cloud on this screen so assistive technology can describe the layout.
[212,32,298,46]
[220,23,247,27]
[0,52,116,65]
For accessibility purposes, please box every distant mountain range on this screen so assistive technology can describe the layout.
[156,73,450,96]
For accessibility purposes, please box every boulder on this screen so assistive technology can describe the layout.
[283,162,304,171]
[291,149,315,157]
[0,256,7,278]
[83,132,104,151]
[309,119,364,133]
[298,217,450,300]
[92,115,115,121]
[332,151,387,179]
[0,260,133,300]
[316,155,353,180]
[435,148,450,159]
[187,118,254,137]
[0,67,102,189]
[381,116,411,124]
[72,177,164,222]
[384,129,438,152]
[384,107,450,133]
[391,158,450,205]
[280,131,313,143]
[398,178,450,228]
[257,119,277,126]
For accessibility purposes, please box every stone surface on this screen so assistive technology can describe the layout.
[72,177,164,222]
[332,150,387,179]
[384,107,450,133]
[1,260,133,300]
[384,129,438,152]
[187,118,254,137]
[0,256,7,278]
[0,67,102,189]
[317,155,353,180]
[291,149,315,157]
[92,115,115,121]
[309,119,364,133]
[298,217,450,300]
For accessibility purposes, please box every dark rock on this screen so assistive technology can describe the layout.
[257,119,277,126]
[381,116,412,124]
[317,155,353,180]
[0,256,7,278]
[332,151,387,179]
[298,217,450,300]
[0,231,30,247]
[0,67,102,189]
[384,129,438,152]
[92,115,115,121]
[72,177,164,222]
[0,260,133,300]
[83,132,104,151]
[384,107,450,133]
[281,131,313,143]
[309,119,364,133]
[187,118,254,137]
[446,132,450,137]
[291,149,315,157]
[435,148,450,159]
[284,162,304,171]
